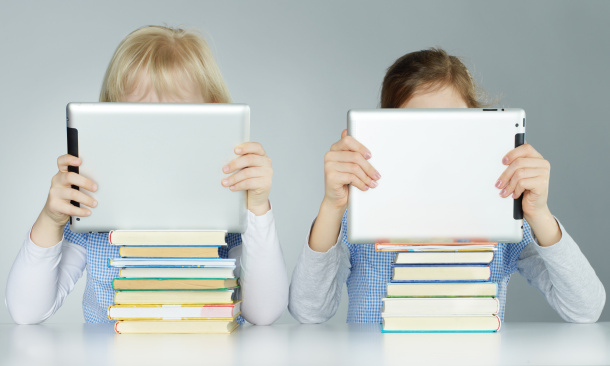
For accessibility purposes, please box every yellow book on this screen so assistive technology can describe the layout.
[115,320,239,334]
[119,246,220,258]
[114,290,235,305]
[112,278,238,291]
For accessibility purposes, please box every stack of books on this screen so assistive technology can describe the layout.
[107,230,241,334]
[376,242,500,333]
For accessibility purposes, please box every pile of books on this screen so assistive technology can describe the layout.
[376,242,500,333]
[107,230,241,334]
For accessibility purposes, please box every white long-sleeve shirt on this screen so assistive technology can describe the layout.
[6,208,289,325]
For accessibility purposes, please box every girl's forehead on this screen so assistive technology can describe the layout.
[122,72,205,103]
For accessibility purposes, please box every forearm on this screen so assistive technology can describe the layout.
[237,209,288,325]
[518,220,606,323]
[309,199,346,253]
[289,219,351,323]
[6,230,86,324]
[525,208,562,247]
[31,209,66,248]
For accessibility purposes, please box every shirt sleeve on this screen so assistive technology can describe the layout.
[288,217,352,323]
[230,205,289,325]
[517,218,606,323]
[5,225,87,324]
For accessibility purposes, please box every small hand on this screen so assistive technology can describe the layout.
[323,129,380,210]
[221,142,272,216]
[495,143,551,220]
[43,154,98,226]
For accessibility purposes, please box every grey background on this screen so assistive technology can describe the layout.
[1,0,608,325]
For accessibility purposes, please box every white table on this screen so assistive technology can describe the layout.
[1,322,608,366]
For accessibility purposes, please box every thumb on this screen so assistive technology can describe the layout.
[341,129,348,138]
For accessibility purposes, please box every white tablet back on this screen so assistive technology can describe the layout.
[347,108,525,244]
[67,103,249,233]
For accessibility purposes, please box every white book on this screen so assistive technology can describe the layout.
[382,297,499,315]
[119,267,235,278]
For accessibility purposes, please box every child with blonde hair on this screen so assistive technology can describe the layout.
[7,25,288,325]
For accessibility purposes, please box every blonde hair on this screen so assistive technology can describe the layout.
[100,25,231,103]
[381,48,489,108]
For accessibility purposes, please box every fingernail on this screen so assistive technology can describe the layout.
[235,148,242,154]
[364,152,372,159]
[502,157,509,165]
[222,179,229,186]
[495,180,502,188]
[370,180,378,188]
[222,165,229,173]
[86,211,91,216]
[229,185,236,191]
[375,172,381,180]
[92,184,98,191]
[92,200,98,207]
[500,189,507,197]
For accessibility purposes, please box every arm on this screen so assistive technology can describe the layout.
[5,229,87,324]
[498,143,606,322]
[289,218,351,323]
[289,129,378,323]
[517,219,606,322]
[221,142,287,325]
[231,207,289,325]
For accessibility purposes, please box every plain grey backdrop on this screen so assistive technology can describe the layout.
[1,0,608,325]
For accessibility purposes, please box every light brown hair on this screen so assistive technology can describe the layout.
[381,48,488,108]
[100,25,231,103]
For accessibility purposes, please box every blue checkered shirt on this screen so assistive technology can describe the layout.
[63,224,243,323]
[340,213,532,323]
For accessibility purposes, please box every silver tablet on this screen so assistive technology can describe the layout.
[66,103,249,233]
[346,108,525,244]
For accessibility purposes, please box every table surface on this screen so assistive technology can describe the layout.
[1,322,608,366]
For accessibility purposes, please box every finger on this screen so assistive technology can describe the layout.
[341,129,348,139]
[48,200,92,217]
[57,187,98,208]
[60,172,98,192]
[222,167,269,187]
[328,161,378,188]
[223,154,271,174]
[511,177,540,199]
[496,158,550,189]
[234,142,265,156]
[57,154,81,172]
[228,177,268,192]
[499,168,548,198]
[327,171,369,192]
[325,151,380,181]
[502,144,543,165]
[330,135,372,160]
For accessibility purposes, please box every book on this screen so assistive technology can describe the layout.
[114,290,235,305]
[381,315,501,332]
[119,267,235,279]
[386,282,498,298]
[109,230,227,245]
[382,297,499,315]
[114,319,239,334]
[119,246,220,258]
[392,265,491,282]
[108,302,241,320]
[108,258,236,268]
[394,251,494,265]
[376,243,497,252]
[112,278,239,291]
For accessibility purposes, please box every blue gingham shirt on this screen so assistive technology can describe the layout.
[342,212,531,323]
[63,224,242,323]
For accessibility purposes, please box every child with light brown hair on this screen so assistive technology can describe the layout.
[6,25,288,325]
[289,48,605,324]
